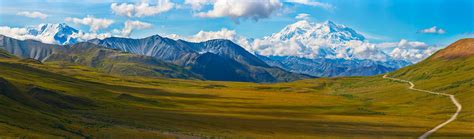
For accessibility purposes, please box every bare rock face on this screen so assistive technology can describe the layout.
[0,35,56,62]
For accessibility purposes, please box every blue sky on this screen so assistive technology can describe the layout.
[0,0,473,46]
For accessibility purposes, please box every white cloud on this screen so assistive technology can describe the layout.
[184,0,214,10]
[193,0,283,23]
[111,0,175,17]
[116,20,153,37]
[295,13,310,20]
[377,39,439,62]
[251,37,317,58]
[111,3,135,17]
[419,26,446,34]
[16,11,48,19]
[0,26,29,39]
[346,40,390,61]
[166,28,253,51]
[390,47,438,63]
[65,15,114,32]
[190,28,239,42]
[286,0,333,9]
[73,31,112,40]
[377,39,429,50]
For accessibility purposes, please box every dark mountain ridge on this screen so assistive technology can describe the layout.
[89,35,311,82]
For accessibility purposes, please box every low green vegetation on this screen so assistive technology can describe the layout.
[388,55,474,136]
[0,54,473,138]
[0,49,15,58]
[0,38,472,138]
[46,43,202,79]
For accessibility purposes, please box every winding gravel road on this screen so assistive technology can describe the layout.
[383,75,462,139]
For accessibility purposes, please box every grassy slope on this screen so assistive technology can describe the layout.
[389,55,474,137]
[46,43,202,80]
[0,49,15,58]
[0,56,473,138]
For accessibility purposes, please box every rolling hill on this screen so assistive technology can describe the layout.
[386,38,474,137]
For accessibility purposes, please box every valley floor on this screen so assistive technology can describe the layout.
[0,59,473,138]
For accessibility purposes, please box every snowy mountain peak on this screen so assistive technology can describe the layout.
[255,20,393,61]
[270,20,365,43]
[288,20,312,28]
[323,20,336,25]
[25,23,79,45]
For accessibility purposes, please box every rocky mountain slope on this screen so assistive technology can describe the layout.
[258,55,410,77]
[0,35,201,79]
[0,35,309,82]
[90,35,310,82]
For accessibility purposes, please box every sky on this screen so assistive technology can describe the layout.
[0,0,473,46]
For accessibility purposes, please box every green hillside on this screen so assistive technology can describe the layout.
[0,39,473,138]
[388,38,474,136]
[0,49,15,58]
[46,42,202,79]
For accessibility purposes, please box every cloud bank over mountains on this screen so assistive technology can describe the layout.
[115,20,153,37]
[0,17,438,63]
[65,16,114,32]
[0,0,444,63]
[168,20,439,63]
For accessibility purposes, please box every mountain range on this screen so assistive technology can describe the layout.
[245,20,411,77]
[0,35,201,79]
[0,22,415,78]
[89,35,310,82]
[0,34,310,82]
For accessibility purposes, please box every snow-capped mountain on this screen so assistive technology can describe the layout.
[247,20,412,77]
[25,23,80,45]
[0,23,112,45]
[270,20,365,43]
[254,20,391,61]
